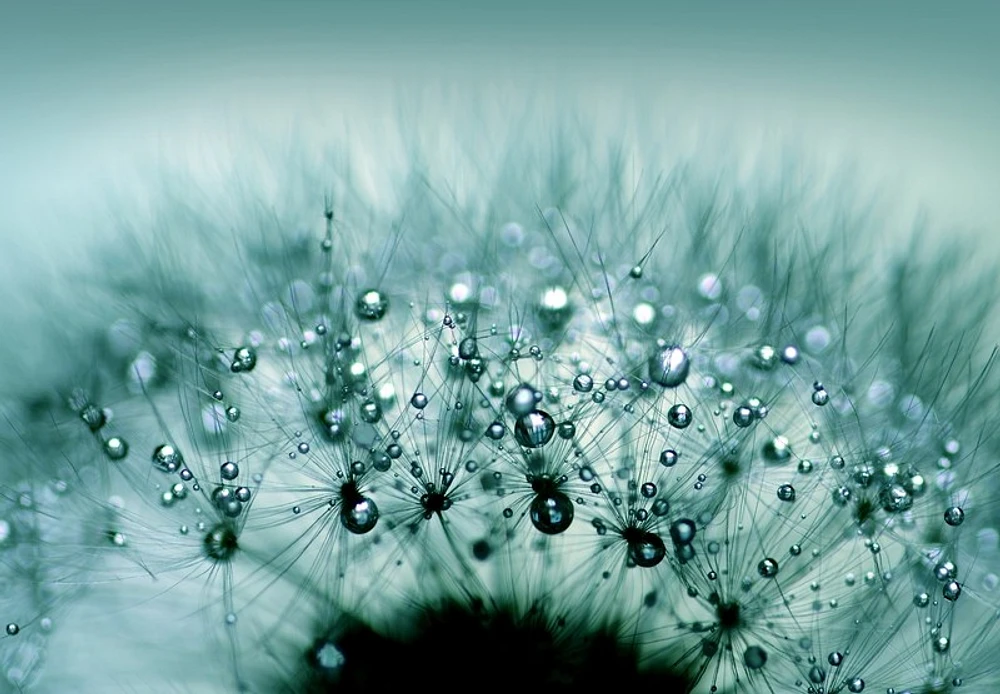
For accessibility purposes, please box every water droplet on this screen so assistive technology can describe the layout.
[235,487,251,502]
[667,404,692,429]
[762,436,791,463]
[79,403,106,431]
[781,345,800,364]
[5,624,19,636]
[847,678,865,692]
[733,405,754,428]
[943,580,962,601]
[538,286,571,327]
[485,421,506,440]
[752,345,777,370]
[103,436,129,460]
[812,384,829,406]
[410,392,429,409]
[359,399,382,424]
[641,482,657,498]
[203,523,239,561]
[529,492,574,534]
[777,484,796,502]
[355,289,389,321]
[627,530,666,568]
[506,384,539,416]
[879,484,912,513]
[828,652,843,666]
[557,422,576,439]
[743,645,767,669]
[318,407,349,440]
[670,518,697,545]
[152,444,184,473]
[514,410,556,448]
[659,449,679,467]
[629,265,643,279]
[934,561,957,581]
[230,346,257,373]
[944,506,965,526]
[220,461,239,480]
[808,665,826,684]
[470,539,491,560]
[225,405,241,422]
[340,494,379,534]
[758,557,780,578]
[458,337,478,359]
[648,345,690,388]
[652,498,670,517]
[573,374,594,393]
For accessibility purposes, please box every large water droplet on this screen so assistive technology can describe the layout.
[514,410,556,448]
[529,491,574,534]
[743,645,767,669]
[648,345,690,388]
[341,495,379,534]
[626,530,666,568]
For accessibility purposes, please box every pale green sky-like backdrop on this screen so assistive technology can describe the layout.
[1,1,998,278]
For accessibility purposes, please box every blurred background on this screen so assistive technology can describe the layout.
[1,0,997,287]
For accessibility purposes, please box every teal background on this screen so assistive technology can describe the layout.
[1,1,998,275]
